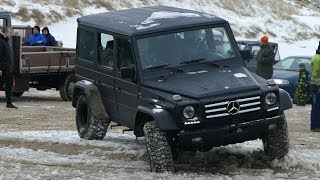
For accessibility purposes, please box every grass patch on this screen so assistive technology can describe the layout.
[96,0,115,10]
[1,0,16,6]
[12,6,30,22]
[63,8,81,17]
[47,10,64,23]
[30,9,45,25]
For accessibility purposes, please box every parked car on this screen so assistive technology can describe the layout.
[72,6,292,172]
[237,41,281,72]
[273,56,312,100]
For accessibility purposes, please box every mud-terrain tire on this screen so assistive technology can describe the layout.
[143,121,175,172]
[60,74,76,101]
[76,94,109,140]
[263,114,289,160]
[13,92,24,97]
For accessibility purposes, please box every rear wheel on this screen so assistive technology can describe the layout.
[60,74,76,101]
[263,114,289,159]
[143,121,175,172]
[76,94,109,140]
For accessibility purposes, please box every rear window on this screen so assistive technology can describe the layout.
[77,28,97,62]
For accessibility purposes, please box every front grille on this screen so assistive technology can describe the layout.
[205,96,261,119]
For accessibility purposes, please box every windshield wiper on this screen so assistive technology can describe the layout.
[180,58,206,64]
[202,60,221,67]
[144,64,170,71]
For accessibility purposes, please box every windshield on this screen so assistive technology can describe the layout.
[137,27,237,70]
[274,57,311,71]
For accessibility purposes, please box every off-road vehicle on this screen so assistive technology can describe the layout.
[72,6,292,172]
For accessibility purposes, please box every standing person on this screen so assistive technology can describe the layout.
[256,36,275,79]
[26,26,47,46]
[310,41,320,131]
[42,27,57,46]
[0,27,17,109]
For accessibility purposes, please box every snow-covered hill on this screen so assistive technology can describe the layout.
[1,0,320,57]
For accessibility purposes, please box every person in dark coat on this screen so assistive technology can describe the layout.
[42,27,57,46]
[0,27,17,108]
[26,26,47,46]
[256,36,275,79]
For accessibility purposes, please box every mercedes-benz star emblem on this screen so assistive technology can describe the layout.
[227,101,240,115]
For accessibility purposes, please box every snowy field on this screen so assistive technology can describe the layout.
[0,89,319,179]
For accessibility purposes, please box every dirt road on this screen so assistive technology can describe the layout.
[0,89,319,179]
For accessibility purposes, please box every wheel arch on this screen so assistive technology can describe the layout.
[73,80,108,120]
[279,88,293,111]
[134,104,179,137]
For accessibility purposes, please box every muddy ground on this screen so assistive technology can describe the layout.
[0,89,319,179]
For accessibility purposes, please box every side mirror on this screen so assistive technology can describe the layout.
[120,66,135,79]
[298,63,306,70]
[240,49,252,61]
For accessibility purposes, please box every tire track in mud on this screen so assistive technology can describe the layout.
[0,135,148,162]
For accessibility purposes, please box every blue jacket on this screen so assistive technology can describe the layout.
[26,33,47,46]
[44,33,57,46]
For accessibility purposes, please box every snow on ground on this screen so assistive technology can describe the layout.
[0,129,319,179]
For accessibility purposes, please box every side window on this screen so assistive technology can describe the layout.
[274,58,295,70]
[293,58,311,71]
[78,28,96,62]
[117,38,134,68]
[0,19,6,28]
[99,33,114,68]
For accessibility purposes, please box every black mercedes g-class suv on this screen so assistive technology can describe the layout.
[72,6,292,172]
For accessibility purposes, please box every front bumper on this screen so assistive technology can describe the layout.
[178,115,284,150]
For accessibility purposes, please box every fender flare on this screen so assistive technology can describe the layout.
[279,88,293,112]
[136,104,179,131]
[72,80,108,120]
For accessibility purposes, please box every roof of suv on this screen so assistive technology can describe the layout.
[78,6,226,36]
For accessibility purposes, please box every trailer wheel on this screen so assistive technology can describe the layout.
[13,92,24,97]
[60,74,76,101]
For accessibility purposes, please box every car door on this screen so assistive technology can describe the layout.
[76,28,97,84]
[114,37,140,129]
[95,32,118,122]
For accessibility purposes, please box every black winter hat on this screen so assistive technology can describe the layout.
[42,27,49,33]
[34,26,40,32]
[317,41,320,54]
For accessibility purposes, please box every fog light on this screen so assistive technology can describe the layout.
[192,137,203,143]
[267,107,279,112]
[268,124,277,130]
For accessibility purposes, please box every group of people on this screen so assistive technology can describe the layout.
[256,36,320,132]
[0,25,58,109]
[25,25,57,46]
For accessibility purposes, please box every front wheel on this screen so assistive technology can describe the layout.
[60,74,76,101]
[263,114,289,159]
[76,94,109,140]
[143,121,175,172]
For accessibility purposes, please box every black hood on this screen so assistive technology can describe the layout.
[143,66,262,99]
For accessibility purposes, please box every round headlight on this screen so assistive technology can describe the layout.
[183,106,195,119]
[265,92,277,105]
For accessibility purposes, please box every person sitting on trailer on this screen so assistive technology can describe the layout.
[42,27,57,46]
[26,26,47,46]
